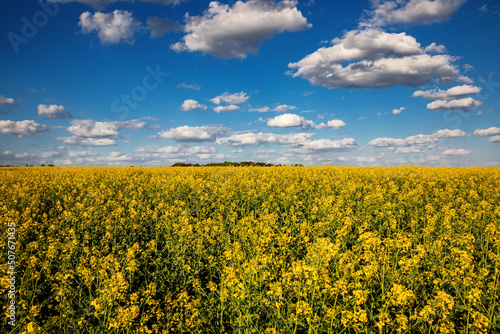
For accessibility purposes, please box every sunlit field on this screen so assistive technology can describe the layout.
[1,166,499,333]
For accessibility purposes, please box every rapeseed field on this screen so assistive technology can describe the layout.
[1,166,499,333]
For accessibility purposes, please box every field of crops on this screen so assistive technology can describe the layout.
[1,166,499,333]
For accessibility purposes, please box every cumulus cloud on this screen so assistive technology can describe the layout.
[171,0,311,59]
[37,104,72,119]
[158,125,229,142]
[210,92,249,105]
[473,127,500,137]
[178,82,201,90]
[392,107,404,114]
[442,148,472,156]
[363,0,467,27]
[216,132,314,146]
[288,29,458,89]
[369,128,466,148]
[79,10,141,45]
[0,120,48,137]
[267,113,314,129]
[14,151,62,160]
[68,150,99,157]
[462,64,474,73]
[274,104,296,112]
[424,42,447,53]
[181,99,207,111]
[135,144,225,161]
[427,97,483,111]
[134,145,224,162]
[249,106,271,112]
[457,75,473,84]
[0,95,15,114]
[135,145,180,154]
[56,136,117,146]
[214,105,240,113]
[147,17,181,37]
[96,151,146,163]
[389,146,423,153]
[67,119,146,137]
[489,135,500,143]
[48,0,180,10]
[326,119,346,129]
[0,95,15,107]
[412,84,482,100]
[299,138,357,151]
[433,128,467,138]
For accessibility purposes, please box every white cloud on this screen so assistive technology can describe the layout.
[147,17,181,37]
[214,105,240,113]
[134,145,225,161]
[0,120,48,137]
[369,128,466,148]
[300,138,357,151]
[216,132,314,146]
[427,97,483,111]
[326,119,346,129]
[48,0,180,10]
[186,146,218,155]
[457,75,473,84]
[96,151,145,163]
[171,0,311,59]
[473,127,500,137]
[56,136,117,146]
[363,0,467,27]
[369,135,434,147]
[336,156,378,163]
[462,64,475,73]
[442,148,472,156]
[433,128,467,138]
[37,104,72,119]
[392,107,404,115]
[178,82,201,91]
[315,123,327,129]
[289,29,458,89]
[67,119,146,137]
[274,104,296,112]
[133,145,225,162]
[79,10,141,45]
[424,42,446,53]
[68,150,99,157]
[158,125,229,142]
[249,106,270,112]
[489,135,500,143]
[210,92,249,105]
[14,151,62,160]
[267,113,314,129]
[0,95,15,107]
[181,99,207,111]
[412,85,482,100]
[135,145,180,154]
[389,146,423,153]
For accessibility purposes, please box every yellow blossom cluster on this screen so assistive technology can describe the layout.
[0,165,499,333]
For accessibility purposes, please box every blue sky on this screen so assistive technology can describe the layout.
[1,0,499,166]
